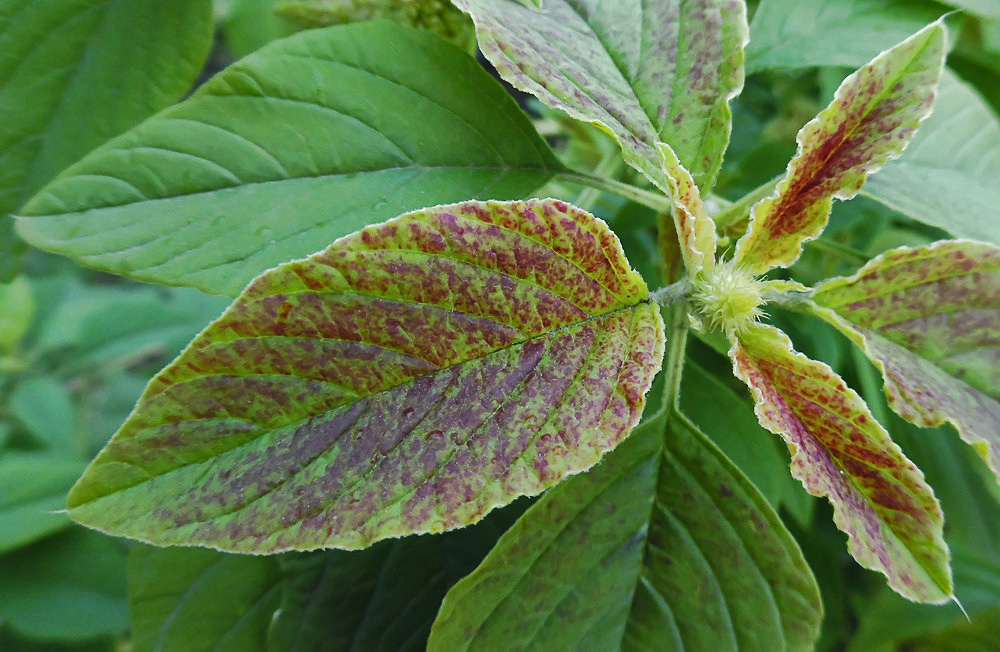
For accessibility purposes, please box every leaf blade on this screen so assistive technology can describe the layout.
[67,199,664,552]
[734,21,947,273]
[454,0,748,192]
[731,323,951,603]
[809,240,1000,482]
[428,409,822,650]
[16,21,562,297]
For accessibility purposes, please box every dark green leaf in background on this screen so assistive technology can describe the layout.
[428,408,822,651]
[0,529,128,642]
[128,546,283,652]
[16,21,563,296]
[0,453,86,554]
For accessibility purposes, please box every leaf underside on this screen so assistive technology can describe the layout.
[810,240,1000,483]
[735,20,946,274]
[454,0,748,193]
[731,324,951,603]
[16,20,562,297]
[67,199,664,553]
[428,409,822,651]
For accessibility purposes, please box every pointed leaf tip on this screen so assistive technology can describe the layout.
[731,324,951,603]
[735,20,947,273]
[67,199,664,553]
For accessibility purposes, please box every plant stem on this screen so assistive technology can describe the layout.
[713,175,782,230]
[650,279,691,307]
[572,150,625,211]
[805,237,870,266]
[659,304,689,412]
[557,170,671,213]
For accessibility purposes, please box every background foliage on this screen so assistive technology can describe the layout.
[2,0,1000,650]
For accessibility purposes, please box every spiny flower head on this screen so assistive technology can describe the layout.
[691,258,767,338]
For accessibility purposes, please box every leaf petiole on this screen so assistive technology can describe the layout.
[557,170,671,214]
[713,174,782,232]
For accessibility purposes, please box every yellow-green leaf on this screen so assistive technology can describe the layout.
[67,199,664,553]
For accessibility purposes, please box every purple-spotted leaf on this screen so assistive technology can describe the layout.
[808,240,1000,482]
[731,323,951,603]
[66,199,665,553]
[657,143,718,276]
[454,0,748,193]
[734,21,946,274]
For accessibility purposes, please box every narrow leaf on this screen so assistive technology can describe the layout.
[454,0,748,192]
[863,71,1000,245]
[67,199,664,552]
[809,240,1000,482]
[129,546,282,652]
[0,0,213,217]
[734,21,946,274]
[16,21,562,297]
[428,410,822,650]
[731,323,951,603]
[657,142,718,276]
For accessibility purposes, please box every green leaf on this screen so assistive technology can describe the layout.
[270,508,522,651]
[128,546,283,652]
[0,0,214,216]
[67,199,665,552]
[16,21,562,297]
[734,21,947,274]
[731,323,951,603]
[939,0,1000,18]
[224,0,298,59]
[0,528,128,642]
[746,0,945,73]
[680,355,803,516]
[428,409,822,650]
[809,240,1000,484]
[8,377,77,452]
[0,453,86,553]
[0,275,34,352]
[454,0,748,192]
[863,71,1000,245]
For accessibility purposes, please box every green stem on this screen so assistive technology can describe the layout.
[805,237,870,266]
[572,150,625,211]
[557,170,671,214]
[659,304,689,412]
[713,175,782,230]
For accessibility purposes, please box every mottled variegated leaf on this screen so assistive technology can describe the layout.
[808,240,1000,483]
[454,0,748,192]
[734,21,946,274]
[428,409,821,651]
[657,143,718,276]
[731,324,951,603]
[67,199,664,553]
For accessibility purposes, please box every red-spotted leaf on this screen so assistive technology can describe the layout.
[657,143,718,276]
[734,21,946,274]
[731,323,951,603]
[66,199,665,553]
[454,0,748,193]
[809,240,1000,482]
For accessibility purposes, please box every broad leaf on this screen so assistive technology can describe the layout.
[16,21,562,297]
[428,408,822,650]
[657,143,718,276]
[8,377,77,452]
[0,0,213,217]
[734,21,946,274]
[129,546,283,652]
[731,323,951,603]
[0,453,86,554]
[863,71,1000,245]
[0,529,128,642]
[67,199,664,552]
[808,240,1000,482]
[746,0,945,73]
[454,0,748,192]
[269,506,523,651]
